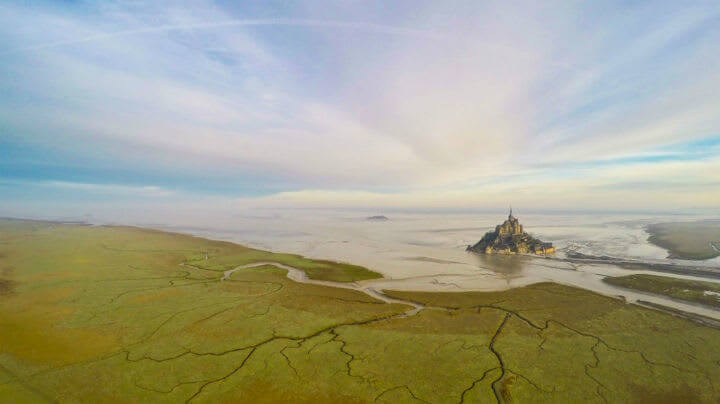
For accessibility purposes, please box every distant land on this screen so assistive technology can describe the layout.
[366,215,389,221]
[646,221,720,260]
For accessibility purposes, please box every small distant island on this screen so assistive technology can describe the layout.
[366,215,389,221]
[467,209,555,255]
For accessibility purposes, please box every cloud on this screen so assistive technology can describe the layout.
[1,0,719,212]
[1,19,446,56]
[44,181,176,197]
[239,156,720,211]
[0,179,176,198]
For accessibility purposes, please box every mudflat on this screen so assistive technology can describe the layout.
[646,221,720,260]
[1,219,720,403]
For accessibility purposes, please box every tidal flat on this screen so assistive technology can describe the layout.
[646,221,720,260]
[1,219,720,403]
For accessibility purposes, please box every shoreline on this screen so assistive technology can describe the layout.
[124,220,720,324]
[182,225,720,326]
[4,216,720,325]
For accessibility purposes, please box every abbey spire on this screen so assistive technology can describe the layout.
[467,210,555,255]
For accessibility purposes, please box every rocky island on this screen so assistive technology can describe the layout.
[467,209,555,255]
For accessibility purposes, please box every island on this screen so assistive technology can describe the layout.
[366,215,390,221]
[467,209,555,255]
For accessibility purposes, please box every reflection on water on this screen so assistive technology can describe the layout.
[468,253,527,278]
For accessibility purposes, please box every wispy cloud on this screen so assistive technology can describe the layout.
[0,179,175,198]
[1,0,719,213]
[45,181,175,197]
[1,19,446,56]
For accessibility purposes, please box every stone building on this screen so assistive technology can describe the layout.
[467,209,555,255]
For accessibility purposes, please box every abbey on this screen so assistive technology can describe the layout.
[467,209,555,255]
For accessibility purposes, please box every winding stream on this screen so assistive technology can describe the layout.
[223,261,720,324]
[223,262,424,317]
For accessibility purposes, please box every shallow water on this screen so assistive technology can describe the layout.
[140,209,720,319]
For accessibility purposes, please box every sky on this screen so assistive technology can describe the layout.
[1,0,720,218]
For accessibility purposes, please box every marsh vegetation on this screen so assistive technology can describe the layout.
[604,274,720,309]
[1,220,719,403]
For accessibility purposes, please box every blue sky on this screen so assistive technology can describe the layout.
[1,0,720,215]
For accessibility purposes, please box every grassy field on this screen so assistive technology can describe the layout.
[646,221,720,260]
[1,219,720,403]
[604,274,720,309]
